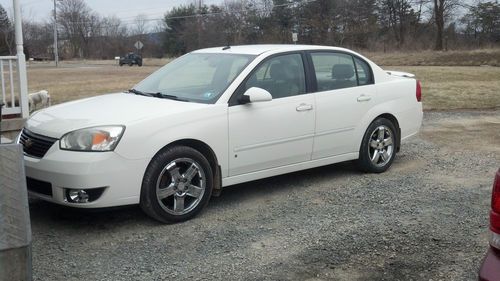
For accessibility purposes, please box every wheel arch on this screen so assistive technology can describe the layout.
[374,113,401,152]
[155,138,222,195]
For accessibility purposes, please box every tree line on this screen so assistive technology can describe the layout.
[164,0,500,55]
[0,0,498,59]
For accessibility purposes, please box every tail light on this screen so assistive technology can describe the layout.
[416,80,422,102]
[489,169,500,249]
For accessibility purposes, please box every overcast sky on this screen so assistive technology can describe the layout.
[0,0,221,27]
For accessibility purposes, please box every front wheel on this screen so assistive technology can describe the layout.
[357,118,397,173]
[140,146,213,223]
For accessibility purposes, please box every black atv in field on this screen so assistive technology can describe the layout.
[119,53,143,66]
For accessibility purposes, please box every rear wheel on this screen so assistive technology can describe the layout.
[357,118,397,173]
[140,146,213,223]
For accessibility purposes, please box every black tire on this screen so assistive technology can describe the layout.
[140,146,213,223]
[119,63,123,66]
[357,118,397,173]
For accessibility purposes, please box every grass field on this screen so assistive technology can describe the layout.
[365,48,500,67]
[388,65,500,110]
[27,64,157,105]
[26,56,500,111]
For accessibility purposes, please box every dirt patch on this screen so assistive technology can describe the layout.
[420,110,500,153]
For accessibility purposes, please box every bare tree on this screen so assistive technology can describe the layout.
[23,19,53,58]
[433,0,460,50]
[57,0,100,58]
[96,16,129,59]
[377,0,421,48]
[131,14,149,36]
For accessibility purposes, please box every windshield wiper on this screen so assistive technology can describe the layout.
[160,94,189,102]
[128,89,189,102]
[128,88,162,98]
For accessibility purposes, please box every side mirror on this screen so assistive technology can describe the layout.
[238,87,273,104]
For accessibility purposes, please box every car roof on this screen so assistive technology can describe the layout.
[192,44,352,56]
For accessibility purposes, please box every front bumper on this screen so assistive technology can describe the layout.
[479,247,500,281]
[24,144,149,208]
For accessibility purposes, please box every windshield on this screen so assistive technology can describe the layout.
[133,53,255,104]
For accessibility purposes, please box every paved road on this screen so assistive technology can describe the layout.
[28,110,500,281]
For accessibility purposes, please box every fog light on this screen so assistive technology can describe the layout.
[68,189,89,203]
[65,187,106,203]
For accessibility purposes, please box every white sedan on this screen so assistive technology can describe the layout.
[19,45,422,222]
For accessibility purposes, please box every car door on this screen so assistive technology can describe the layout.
[309,52,376,159]
[227,53,315,176]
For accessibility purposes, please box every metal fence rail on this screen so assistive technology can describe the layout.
[0,56,23,117]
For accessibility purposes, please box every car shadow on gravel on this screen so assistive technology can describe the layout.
[209,161,359,209]
[28,160,360,228]
[206,162,362,214]
[28,199,157,230]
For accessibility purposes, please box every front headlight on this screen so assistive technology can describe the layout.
[60,126,125,152]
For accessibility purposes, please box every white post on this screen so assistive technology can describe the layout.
[13,0,29,119]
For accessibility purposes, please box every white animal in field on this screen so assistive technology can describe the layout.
[28,90,51,112]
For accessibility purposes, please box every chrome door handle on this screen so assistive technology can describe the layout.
[357,95,371,102]
[296,104,313,112]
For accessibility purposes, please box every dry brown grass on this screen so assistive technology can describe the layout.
[364,48,500,67]
[26,61,500,111]
[27,64,159,105]
[58,58,173,66]
[387,66,500,110]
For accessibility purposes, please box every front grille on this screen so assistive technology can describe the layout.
[19,129,58,158]
[26,177,53,196]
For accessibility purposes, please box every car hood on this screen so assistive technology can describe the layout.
[26,93,207,138]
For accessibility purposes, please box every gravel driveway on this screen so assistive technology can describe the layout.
[29,110,500,281]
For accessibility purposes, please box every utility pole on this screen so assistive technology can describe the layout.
[53,0,59,67]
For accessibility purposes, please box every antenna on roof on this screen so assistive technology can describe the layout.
[223,32,231,50]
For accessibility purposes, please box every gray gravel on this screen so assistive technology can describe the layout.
[29,110,500,281]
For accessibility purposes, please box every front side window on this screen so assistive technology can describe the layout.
[311,52,373,92]
[134,53,255,104]
[243,53,306,99]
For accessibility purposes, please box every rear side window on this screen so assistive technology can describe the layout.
[354,57,373,86]
[310,52,373,92]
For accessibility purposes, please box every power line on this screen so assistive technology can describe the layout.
[56,0,317,25]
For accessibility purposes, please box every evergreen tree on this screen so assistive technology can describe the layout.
[0,4,13,55]
[163,4,197,56]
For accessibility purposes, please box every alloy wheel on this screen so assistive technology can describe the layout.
[155,158,206,216]
[368,125,394,167]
